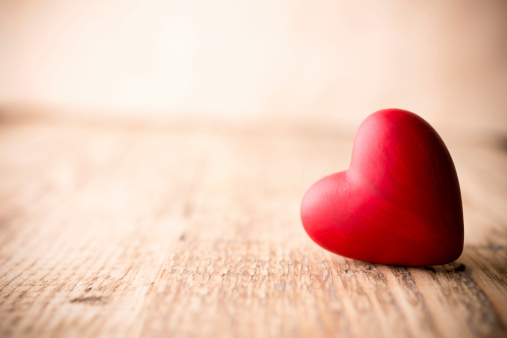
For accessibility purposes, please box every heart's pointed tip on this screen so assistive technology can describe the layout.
[339,247,464,267]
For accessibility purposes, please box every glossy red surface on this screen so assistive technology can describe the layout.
[301,109,464,266]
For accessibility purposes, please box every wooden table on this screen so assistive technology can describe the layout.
[1,113,506,337]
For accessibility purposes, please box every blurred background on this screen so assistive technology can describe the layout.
[1,0,507,131]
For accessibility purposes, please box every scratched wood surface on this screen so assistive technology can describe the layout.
[0,113,506,338]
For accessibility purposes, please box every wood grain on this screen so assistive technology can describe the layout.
[0,116,506,338]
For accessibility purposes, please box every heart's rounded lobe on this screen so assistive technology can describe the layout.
[301,109,464,266]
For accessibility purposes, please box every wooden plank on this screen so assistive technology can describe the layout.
[0,119,506,337]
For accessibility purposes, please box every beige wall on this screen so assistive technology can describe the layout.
[1,0,506,129]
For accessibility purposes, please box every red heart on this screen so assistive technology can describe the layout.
[301,109,464,266]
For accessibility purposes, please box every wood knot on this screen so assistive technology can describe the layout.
[495,134,507,153]
[70,296,109,305]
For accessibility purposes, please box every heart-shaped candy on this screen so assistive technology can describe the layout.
[301,109,464,266]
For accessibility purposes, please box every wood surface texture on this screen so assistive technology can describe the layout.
[0,115,506,338]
